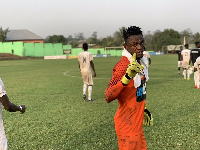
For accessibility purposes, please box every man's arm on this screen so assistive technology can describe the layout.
[0,95,25,113]
[105,74,125,103]
[90,61,96,77]
[78,62,81,71]
[148,58,151,65]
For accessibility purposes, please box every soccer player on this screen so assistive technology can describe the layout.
[143,49,151,67]
[177,46,183,75]
[105,26,148,150]
[193,56,200,89]
[0,78,26,150]
[78,43,96,102]
[181,44,191,80]
[190,42,200,87]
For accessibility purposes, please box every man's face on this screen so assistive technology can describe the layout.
[124,35,144,59]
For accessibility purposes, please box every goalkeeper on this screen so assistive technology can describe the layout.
[105,26,151,150]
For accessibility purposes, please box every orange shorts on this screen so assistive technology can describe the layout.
[117,133,147,150]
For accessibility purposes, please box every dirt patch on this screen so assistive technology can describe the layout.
[0,53,27,60]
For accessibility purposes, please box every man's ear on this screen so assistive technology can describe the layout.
[123,43,127,49]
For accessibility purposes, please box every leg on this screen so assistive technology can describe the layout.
[83,84,87,100]
[88,73,93,101]
[88,85,93,101]
[194,71,197,88]
[178,67,180,75]
[197,73,200,89]
[0,137,8,150]
[83,84,87,95]
[183,68,186,79]
[187,69,190,80]
[81,74,88,100]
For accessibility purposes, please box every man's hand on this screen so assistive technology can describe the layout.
[121,53,144,85]
[19,105,26,114]
[93,72,96,77]
[143,107,153,126]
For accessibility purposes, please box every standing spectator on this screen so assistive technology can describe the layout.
[190,42,200,87]
[181,44,191,80]
[177,46,183,75]
[105,26,148,150]
[194,56,200,88]
[143,49,151,67]
[78,43,96,101]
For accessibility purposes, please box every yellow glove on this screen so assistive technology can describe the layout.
[121,53,144,85]
[143,107,153,126]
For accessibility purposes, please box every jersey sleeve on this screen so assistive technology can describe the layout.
[105,58,129,103]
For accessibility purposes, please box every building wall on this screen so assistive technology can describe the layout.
[0,42,125,57]
[8,40,44,43]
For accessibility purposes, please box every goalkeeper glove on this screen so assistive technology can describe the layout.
[121,53,144,85]
[143,107,153,126]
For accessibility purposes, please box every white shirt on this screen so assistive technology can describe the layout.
[78,51,93,74]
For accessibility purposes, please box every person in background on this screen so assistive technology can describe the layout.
[194,56,200,89]
[181,44,191,80]
[78,43,96,102]
[190,42,200,88]
[177,46,183,75]
[143,49,151,67]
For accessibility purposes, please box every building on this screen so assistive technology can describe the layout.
[5,29,44,43]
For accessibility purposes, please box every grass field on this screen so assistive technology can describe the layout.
[0,54,200,150]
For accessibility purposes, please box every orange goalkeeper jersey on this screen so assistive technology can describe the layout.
[105,56,146,136]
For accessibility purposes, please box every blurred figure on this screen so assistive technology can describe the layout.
[193,56,200,89]
[181,44,191,80]
[190,42,200,87]
[143,49,151,67]
[177,46,183,75]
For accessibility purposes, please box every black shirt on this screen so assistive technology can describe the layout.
[191,48,200,65]
[177,50,182,61]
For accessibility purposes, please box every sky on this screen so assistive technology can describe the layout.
[0,0,200,39]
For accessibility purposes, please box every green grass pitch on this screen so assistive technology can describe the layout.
[1,54,200,149]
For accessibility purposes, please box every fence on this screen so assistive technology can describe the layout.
[0,42,156,57]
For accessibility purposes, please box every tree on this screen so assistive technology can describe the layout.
[113,27,125,46]
[180,28,193,44]
[88,31,98,44]
[76,33,85,41]
[192,32,200,43]
[0,27,10,42]
[144,31,153,50]
[67,35,73,43]
[99,36,114,47]
[149,29,181,51]
[44,35,67,44]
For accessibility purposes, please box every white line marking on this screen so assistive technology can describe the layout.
[63,71,111,80]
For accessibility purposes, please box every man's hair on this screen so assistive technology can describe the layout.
[195,42,200,48]
[123,26,143,42]
[184,44,189,48]
[195,41,200,46]
[82,43,88,50]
